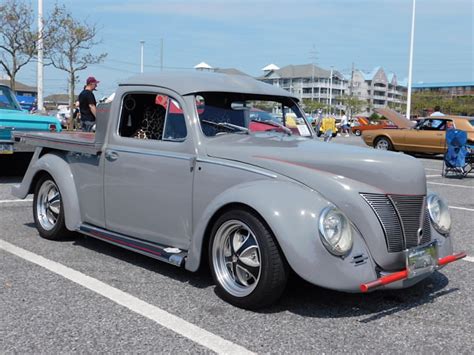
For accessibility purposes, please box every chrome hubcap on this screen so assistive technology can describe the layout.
[376,139,389,150]
[212,220,261,297]
[37,180,61,231]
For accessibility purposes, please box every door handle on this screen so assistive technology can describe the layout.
[105,150,119,161]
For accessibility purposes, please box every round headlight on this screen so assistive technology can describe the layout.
[318,206,353,256]
[427,193,451,235]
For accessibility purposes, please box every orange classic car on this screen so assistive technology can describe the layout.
[362,109,474,154]
[351,117,397,136]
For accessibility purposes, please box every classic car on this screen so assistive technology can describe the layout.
[12,72,465,309]
[362,114,474,153]
[351,117,397,136]
[0,84,61,154]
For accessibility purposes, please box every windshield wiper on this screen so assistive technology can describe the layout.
[201,120,249,134]
[251,119,292,136]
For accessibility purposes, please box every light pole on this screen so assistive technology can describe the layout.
[37,0,44,112]
[406,0,416,119]
[140,40,145,73]
[329,66,333,113]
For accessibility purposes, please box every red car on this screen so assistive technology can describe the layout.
[352,117,397,136]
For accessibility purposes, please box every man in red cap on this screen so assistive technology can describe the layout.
[78,76,99,132]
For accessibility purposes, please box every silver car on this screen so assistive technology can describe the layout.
[13,72,465,309]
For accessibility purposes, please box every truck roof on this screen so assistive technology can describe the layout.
[120,71,297,100]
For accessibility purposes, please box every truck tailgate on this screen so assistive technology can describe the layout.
[13,131,102,155]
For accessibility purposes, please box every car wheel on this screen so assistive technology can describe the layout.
[316,131,322,137]
[374,136,394,151]
[355,129,361,136]
[33,174,71,240]
[209,209,289,309]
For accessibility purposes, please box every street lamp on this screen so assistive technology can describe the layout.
[37,0,44,112]
[406,0,416,119]
[140,40,145,73]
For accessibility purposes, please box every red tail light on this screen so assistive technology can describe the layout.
[49,124,57,132]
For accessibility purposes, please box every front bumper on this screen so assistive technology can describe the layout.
[360,251,466,292]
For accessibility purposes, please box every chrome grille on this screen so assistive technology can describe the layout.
[422,209,432,244]
[361,193,430,252]
[389,195,425,248]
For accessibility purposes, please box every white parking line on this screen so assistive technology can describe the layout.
[465,256,474,263]
[0,199,33,204]
[0,239,254,355]
[449,206,474,212]
[425,174,441,178]
[424,167,442,172]
[428,182,474,189]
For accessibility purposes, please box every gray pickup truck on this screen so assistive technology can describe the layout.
[12,72,465,309]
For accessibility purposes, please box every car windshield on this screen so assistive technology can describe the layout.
[195,93,312,137]
[0,86,22,111]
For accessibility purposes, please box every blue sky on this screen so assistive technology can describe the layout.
[13,0,474,98]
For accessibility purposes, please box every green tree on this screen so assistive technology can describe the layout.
[339,94,366,118]
[302,99,326,114]
[48,6,107,128]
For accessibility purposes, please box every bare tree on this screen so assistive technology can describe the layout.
[0,0,38,91]
[48,6,106,128]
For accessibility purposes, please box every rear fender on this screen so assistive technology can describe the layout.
[12,149,81,231]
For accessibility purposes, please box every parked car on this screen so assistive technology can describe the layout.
[0,85,61,155]
[12,72,465,309]
[351,117,397,136]
[362,115,474,153]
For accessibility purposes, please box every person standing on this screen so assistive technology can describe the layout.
[78,77,99,132]
[341,111,349,137]
[430,106,445,117]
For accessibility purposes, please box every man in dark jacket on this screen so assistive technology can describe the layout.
[78,76,99,132]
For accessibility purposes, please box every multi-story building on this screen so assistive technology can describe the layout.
[412,82,474,96]
[349,67,406,115]
[258,64,406,116]
[258,64,347,112]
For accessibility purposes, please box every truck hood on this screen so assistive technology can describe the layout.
[205,133,426,196]
[205,133,428,270]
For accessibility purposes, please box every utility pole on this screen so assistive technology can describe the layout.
[140,40,145,73]
[329,66,333,113]
[406,0,416,119]
[37,0,44,112]
[348,62,355,120]
[309,45,318,102]
[160,38,164,71]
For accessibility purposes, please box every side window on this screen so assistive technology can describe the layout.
[118,93,187,141]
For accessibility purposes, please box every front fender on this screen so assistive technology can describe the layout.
[11,149,81,231]
[186,179,377,292]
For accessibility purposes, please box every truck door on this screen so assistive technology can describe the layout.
[104,90,195,250]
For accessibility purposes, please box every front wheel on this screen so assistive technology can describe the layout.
[209,210,289,309]
[33,174,71,240]
[354,129,361,136]
[374,136,394,151]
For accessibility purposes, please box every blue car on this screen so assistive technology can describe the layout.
[0,85,61,154]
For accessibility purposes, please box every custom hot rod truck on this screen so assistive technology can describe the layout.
[12,72,465,309]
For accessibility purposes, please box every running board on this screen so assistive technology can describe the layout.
[79,224,187,267]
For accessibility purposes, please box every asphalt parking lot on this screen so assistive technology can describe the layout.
[1,136,473,353]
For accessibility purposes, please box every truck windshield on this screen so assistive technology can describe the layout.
[195,93,312,138]
[0,86,22,111]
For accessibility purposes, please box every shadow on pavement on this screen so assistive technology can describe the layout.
[264,271,453,320]
[72,234,214,290]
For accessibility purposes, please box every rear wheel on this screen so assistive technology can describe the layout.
[209,209,289,309]
[374,136,394,151]
[33,174,70,240]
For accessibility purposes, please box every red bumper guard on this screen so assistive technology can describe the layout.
[360,252,467,293]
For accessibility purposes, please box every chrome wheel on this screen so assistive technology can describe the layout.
[355,129,361,136]
[375,138,389,150]
[212,220,261,298]
[36,180,61,231]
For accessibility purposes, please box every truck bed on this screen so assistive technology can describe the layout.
[13,131,102,155]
